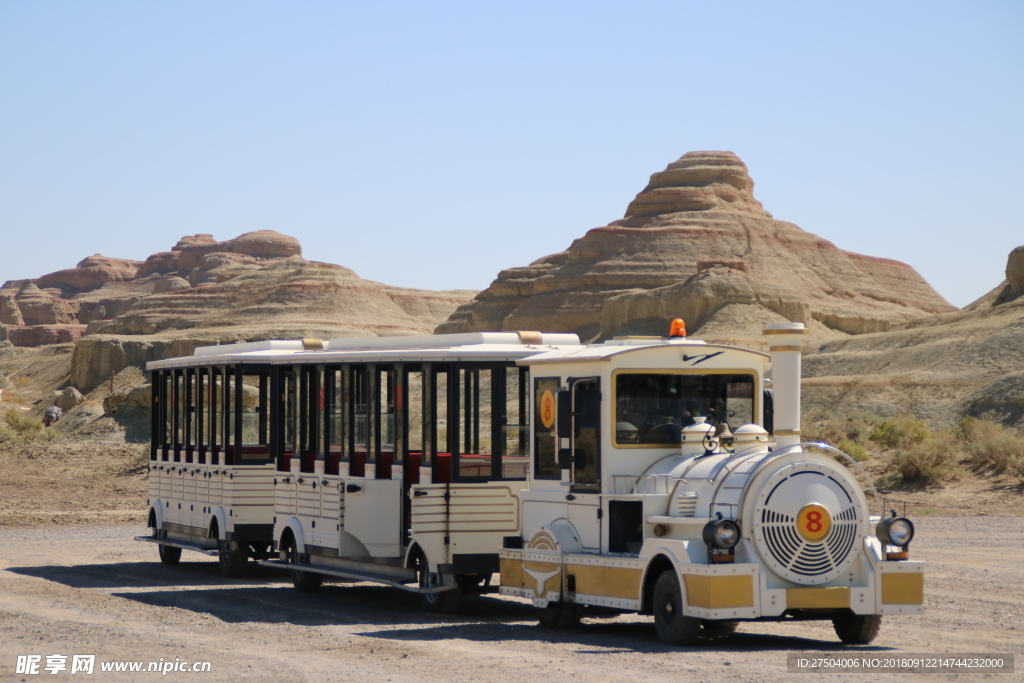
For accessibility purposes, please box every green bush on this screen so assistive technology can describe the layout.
[837,439,871,462]
[870,416,929,449]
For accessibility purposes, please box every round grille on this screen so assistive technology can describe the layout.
[752,462,863,585]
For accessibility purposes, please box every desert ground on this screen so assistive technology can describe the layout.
[0,518,1020,683]
[0,435,1021,682]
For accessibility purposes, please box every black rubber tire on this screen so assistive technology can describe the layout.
[537,600,580,630]
[218,540,248,578]
[833,614,882,644]
[158,543,182,566]
[701,620,739,635]
[282,536,323,593]
[416,552,461,614]
[652,571,701,645]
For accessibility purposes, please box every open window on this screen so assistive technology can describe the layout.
[237,368,271,464]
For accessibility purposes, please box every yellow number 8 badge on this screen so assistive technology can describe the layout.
[796,503,832,542]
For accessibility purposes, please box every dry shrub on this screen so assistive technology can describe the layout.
[1,408,59,444]
[803,409,880,449]
[880,433,963,486]
[4,409,42,434]
[1010,457,1024,484]
[870,416,929,449]
[958,417,1024,476]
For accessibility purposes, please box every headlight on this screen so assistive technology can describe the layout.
[703,519,740,550]
[876,516,915,547]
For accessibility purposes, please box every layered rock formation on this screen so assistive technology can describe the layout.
[35,255,142,293]
[802,245,1024,427]
[438,151,955,343]
[92,258,473,340]
[2,230,475,392]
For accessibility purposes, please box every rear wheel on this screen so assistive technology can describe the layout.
[537,600,580,630]
[282,536,322,593]
[158,543,181,566]
[833,614,881,644]
[218,540,248,578]
[652,571,701,645]
[416,551,460,614]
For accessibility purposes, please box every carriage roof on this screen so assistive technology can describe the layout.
[146,331,582,370]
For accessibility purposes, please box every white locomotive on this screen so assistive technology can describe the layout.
[498,322,922,644]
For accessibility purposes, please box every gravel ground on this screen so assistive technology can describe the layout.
[1,518,1021,682]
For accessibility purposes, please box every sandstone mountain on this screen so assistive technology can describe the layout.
[802,245,1024,428]
[1,230,475,392]
[437,151,955,345]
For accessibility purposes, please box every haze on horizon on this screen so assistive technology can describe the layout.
[1,1,1021,309]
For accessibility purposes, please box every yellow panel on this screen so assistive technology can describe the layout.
[786,587,851,609]
[567,565,643,601]
[882,572,924,605]
[683,574,754,609]
[499,558,523,589]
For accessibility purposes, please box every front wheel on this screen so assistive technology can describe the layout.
[158,543,181,566]
[833,614,881,644]
[652,571,701,645]
[282,536,322,593]
[701,619,739,635]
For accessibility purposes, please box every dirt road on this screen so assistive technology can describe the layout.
[1,518,1021,682]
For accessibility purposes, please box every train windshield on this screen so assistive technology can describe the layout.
[613,372,755,446]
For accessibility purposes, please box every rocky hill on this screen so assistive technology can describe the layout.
[437,151,955,345]
[1,230,475,394]
[802,245,1024,428]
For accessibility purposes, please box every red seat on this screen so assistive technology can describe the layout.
[301,452,317,473]
[434,453,452,484]
[326,449,342,476]
[351,450,367,477]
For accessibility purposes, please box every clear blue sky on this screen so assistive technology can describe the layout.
[2,1,1021,308]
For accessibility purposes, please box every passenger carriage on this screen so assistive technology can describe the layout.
[139,331,580,605]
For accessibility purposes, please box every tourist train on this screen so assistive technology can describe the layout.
[139,322,923,645]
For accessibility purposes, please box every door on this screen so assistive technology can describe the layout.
[343,478,402,557]
[570,378,601,492]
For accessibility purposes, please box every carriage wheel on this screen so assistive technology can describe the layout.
[218,540,248,578]
[282,536,322,592]
[158,543,181,566]
[416,550,461,614]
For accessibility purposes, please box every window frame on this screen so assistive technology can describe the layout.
[610,368,760,449]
